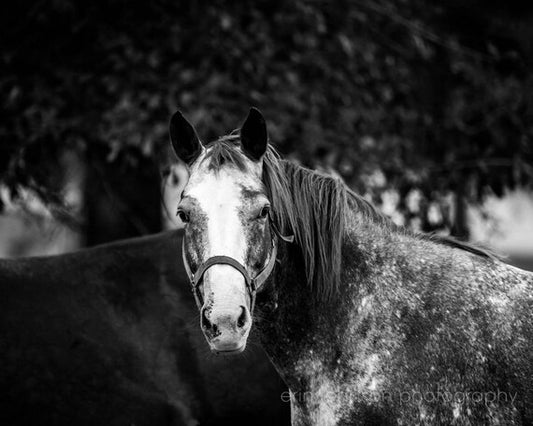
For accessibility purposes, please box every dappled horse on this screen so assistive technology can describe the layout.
[0,231,289,425]
[171,108,533,425]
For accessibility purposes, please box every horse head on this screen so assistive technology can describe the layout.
[170,108,279,354]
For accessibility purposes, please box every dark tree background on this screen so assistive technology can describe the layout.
[1,0,532,244]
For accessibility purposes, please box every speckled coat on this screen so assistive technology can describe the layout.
[257,205,533,425]
[168,108,533,426]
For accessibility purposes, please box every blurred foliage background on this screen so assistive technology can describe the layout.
[1,0,533,246]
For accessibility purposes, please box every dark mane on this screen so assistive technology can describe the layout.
[262,151,348,299]
[203,136,499,297]
[424,233,501,261]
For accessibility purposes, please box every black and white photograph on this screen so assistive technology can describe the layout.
[1,1,533,425]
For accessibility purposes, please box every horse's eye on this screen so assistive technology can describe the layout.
[177,209,190,223]
[258,205,270,219]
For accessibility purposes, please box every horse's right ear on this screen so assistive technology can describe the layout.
[169,111,203,165]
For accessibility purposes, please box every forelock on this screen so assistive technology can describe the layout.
[202,135,250,172]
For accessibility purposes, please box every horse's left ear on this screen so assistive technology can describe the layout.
[240,107,268,161]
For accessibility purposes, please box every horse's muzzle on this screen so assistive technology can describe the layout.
[201,305,251,354]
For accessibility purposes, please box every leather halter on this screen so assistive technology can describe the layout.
[181,215,293,313]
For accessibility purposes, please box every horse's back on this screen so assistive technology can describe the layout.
[372,249,533,425]
[0,232,198,425]
[0,231,289,426]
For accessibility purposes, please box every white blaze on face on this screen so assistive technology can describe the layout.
[186,152,263,320]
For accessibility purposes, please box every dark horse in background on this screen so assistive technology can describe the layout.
[0,231,289,425]
[171,108,533,425]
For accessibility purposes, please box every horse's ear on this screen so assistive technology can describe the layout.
[240,107,268,161]
[169,111,203,165]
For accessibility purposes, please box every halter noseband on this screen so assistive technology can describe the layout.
[181,215,293,313]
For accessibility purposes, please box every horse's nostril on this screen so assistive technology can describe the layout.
[202,308,219,334]
[237,306,247,328]
[201,308,212,330]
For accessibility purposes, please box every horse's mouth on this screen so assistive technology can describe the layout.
[209,341,247,355]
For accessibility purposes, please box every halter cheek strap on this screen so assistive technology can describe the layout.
[181,215,293,313]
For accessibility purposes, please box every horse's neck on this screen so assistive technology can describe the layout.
[258,210,388,384]
[258,211,443,422]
